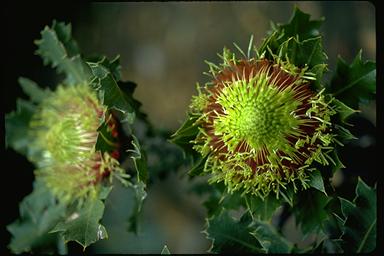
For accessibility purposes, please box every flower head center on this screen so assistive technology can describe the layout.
[214,73,301,152]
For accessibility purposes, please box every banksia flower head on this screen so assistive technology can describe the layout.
[176,45,340,198]
[30,83,125,203]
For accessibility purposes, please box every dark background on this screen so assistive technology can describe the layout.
[2,2,376,254]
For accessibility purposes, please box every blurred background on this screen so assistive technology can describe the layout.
[2,1,376,254]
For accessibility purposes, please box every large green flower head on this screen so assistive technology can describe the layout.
[170,7,362,199]
[174,45,344,198]
[30,83,124,203]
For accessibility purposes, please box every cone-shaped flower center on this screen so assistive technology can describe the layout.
[214,77,301,153]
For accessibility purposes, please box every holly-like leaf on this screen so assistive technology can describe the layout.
[250,220,294,253]
[18,77,51,104]
[188,153,210,176]
[128,135,148,183]
[339,178,376,253]
[35,21,92,85]
[327,50,376,109]
[205,211,263,253]
[280,6,324,41]
[278,36,327,69]
[127,180,147,234]
[5,99,36,156]
[170,114,200,156]
[308,169,326,195]
[88,61,136,124]
[7,180,66,254]
[332,99,358,124]
[50,197,108,250]
[292,188,331,236]
[259,7,324,64]
[245,194,282,221]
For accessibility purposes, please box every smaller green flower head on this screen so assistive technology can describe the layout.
[30,83,123,203]
[187,49,339,198]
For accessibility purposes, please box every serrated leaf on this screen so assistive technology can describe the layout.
[205,211,263,253]
[7,180,66,254]
[161,245,171,254]
[339,178,376,253]
[332,98,358,124]
[250,220,294,253]
[127,180,147,234]
[308,169,326,194]
[35,22,91,85]
[188,153,210,176]
[328,50,376,109]
[279,36,327,69]
[293,188,331,236]
[128,135,148,183]
[51,197,107,249]
[88,61,136,124]
[280,6,324,41]
[51,21,80,57]
[259,7,324,61]
[170,114,200,156]
[95,119,119,153]
[5,99,36,156]
[245,194,282,221]
[18,77,51,103]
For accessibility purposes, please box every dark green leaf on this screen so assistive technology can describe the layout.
[51,197,108,249]
[280,6,324,41]
[278,36,327,69]
[293,188,331,236]
[250,220,294,253]
[170,114,200,156]
[35,22,91,85]
[259,7,324,63]
[308,169,326,194]
[188,153,210,176]
[128,135,148,183]
[332,99,358,124]
[245,194,282,221]
[95,119,119,153]
[7,180,66,254]
[88,61,136,124]
[327,50,376,109]
[205,211,263,253]
[51,21,80,57]
[18,77,51,103]
[5,99,36,156]
[127,180,147,234]
[339,178,376,253]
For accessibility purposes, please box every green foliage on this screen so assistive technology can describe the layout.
[205,211,264,253]
[51,196,109,250]
[250,220,294,253]
[6,20,148,252]
[35,21,91,85]
[7,180,66,254]
[88,59,136,124]
[169,114,200,157]
[245,194,282,221]
[339,178,376,253]
[327,50,376,108]
[293,188,331,236]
